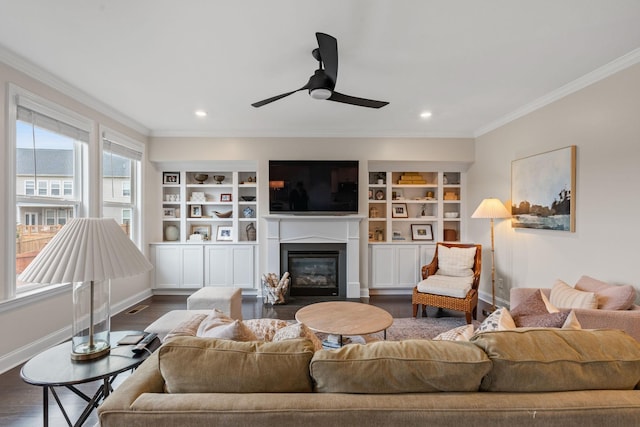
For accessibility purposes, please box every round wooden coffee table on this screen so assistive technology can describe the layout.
[295,301,393,346]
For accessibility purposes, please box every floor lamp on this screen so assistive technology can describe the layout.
[19,218,153,361]
[471,198,511,314]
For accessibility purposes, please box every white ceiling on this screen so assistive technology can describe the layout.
[1,0,640,138]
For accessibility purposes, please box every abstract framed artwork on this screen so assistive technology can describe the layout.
[511,145,576,232]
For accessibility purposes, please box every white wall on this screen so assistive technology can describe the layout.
[467,63,640,306]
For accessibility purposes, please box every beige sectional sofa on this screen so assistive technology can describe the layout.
[98,328,640,427]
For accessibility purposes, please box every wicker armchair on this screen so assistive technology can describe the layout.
[412,242,482,324]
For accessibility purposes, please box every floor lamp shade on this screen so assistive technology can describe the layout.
[19,218,153,360]
[471,198,510,312]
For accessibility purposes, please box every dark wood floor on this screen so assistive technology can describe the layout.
[0,294,489,426]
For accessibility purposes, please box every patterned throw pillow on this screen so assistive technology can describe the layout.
[510,290,548,318]
[514,311,569,328]
[272,322,323,351]
[243,318,290,341]
[433,324,475,341]
[474,307,516,334]
[549,280,598,309]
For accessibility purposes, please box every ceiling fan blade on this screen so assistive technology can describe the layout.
[251,85,308,108]
[328,91,389,109]
[316,32,338,85]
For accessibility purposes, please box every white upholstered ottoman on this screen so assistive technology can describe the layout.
[186,286,242,319]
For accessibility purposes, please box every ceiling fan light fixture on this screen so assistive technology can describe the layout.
[310,88,332,100]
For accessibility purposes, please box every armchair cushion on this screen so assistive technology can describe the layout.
[436,245,477,277]
[575,275,637,310]
[417,275,473,298]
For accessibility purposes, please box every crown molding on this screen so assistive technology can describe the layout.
[0,44,150,136]
[474,48,640,137]
[149,128,474,139]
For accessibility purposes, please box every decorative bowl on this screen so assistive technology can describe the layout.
[214,210,233,218]
[444,212,459,218]
[241,196,256,201]
[193,174,208,184]
[213,175,225,184]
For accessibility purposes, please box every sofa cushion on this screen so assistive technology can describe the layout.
[549,280,598,309]
[158,337,315,393]
[470,329,640,392]
[575,275,637,310]
[436,245,476,277]
[310,339,491,393]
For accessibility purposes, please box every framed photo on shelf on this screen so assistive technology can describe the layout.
[163,207,176,218]
[216,225,233,241]
[411,224,434,241]
[163,172,180,185]
[220,193,232,202]
[190,204,202,218]
[392,203,408,218]
[191,225,211,241]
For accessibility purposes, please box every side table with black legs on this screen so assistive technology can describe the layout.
[20,330,159,427]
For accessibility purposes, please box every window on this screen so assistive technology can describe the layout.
[24,180,35,195]
[37,180,48,196]
[10,86,90,296]
[102,129,143,246]
[63,181,73,196]
[50,180,61,196]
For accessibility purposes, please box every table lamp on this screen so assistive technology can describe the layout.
[19,218,153,361]
[471,198,511,313]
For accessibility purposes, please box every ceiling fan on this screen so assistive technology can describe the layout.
[251,32,389,109]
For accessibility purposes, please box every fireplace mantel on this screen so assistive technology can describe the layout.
[263,215,365,298]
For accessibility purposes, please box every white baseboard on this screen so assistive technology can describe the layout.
[0,288,153,375]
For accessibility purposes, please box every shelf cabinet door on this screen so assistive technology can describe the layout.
[205,245,255,288]
[152,244,203,288]
[370,245,423,289]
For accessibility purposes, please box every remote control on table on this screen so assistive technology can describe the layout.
[132,333,157,354]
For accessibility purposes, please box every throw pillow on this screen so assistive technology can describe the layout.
[272,322,323,351]
[510,289,548,318]
[562,310,582,330]
[243,318,289,341]
[549,280,598,309]
[540,290,559,312]
[474,307,516,334]
[575,275,637,310]
[433,324,475,341]
[513,311,570,328]
[436,245,477,277]
[196,309,257,341]
[163,313,207,342]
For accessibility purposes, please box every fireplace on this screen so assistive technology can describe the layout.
[281,243,346,298]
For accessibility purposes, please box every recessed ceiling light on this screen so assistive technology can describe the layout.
[195,110,207,117]
[420,111,432,119]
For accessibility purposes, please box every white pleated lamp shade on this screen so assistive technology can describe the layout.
[19,218,153,284]
[471,198,511,219]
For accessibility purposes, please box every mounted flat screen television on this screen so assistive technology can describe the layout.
[269,160,359,214]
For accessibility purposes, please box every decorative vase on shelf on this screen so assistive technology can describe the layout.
[246,223,256,241]
[165,225,179,241]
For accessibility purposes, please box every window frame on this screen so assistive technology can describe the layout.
[4,84,93,302]
[100,127,145,248]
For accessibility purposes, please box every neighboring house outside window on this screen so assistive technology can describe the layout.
[102,129,144,247]
[10,85,90,296]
